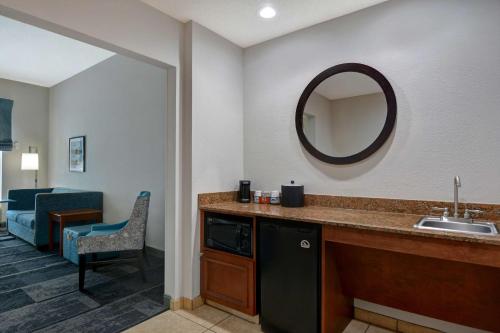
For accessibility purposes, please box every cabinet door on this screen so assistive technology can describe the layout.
[201,249,256,315]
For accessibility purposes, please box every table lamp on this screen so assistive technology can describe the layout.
[21,147,39,188]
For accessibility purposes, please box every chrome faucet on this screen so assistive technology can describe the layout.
[453,176,461,218]
[427,176,487,225]
[464,208,483,220]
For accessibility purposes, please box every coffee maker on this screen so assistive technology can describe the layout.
[238,180,251,203]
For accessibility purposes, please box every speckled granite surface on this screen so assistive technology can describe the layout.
[304,194,500,222]
[198,191,238,205]
[198,192,500,221]
[199,193,500,246]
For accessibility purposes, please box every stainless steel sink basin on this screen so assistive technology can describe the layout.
[414,216,498,235]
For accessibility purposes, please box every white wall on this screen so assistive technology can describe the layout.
[182,22,244,298]
[244,0,500,205]
[0,78,49,195]
[243,0,500,330]
[191,23,244,199]
[49,54,167,250]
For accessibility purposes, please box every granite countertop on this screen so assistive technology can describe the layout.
[199,201,500,246]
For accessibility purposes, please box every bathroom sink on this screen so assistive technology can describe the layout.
[414,216,498,236]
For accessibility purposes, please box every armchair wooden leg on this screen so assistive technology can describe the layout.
[79,254,87,291]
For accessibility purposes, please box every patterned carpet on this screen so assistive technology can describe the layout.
[0,237,168,333]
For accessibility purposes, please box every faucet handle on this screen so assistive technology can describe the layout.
[431,207,449,217]
[464,208,484,219]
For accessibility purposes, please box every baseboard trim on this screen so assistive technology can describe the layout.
[170,296,204,311]
[354,300,489,333]
[355,307,443,333]
[169,296,260,325]
[206,300,260,324]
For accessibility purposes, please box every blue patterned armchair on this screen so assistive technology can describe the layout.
[77,191,150,291]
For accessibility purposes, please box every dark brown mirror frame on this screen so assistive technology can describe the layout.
[296,63,397,165]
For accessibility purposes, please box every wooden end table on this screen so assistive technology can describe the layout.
[49,209,103,256]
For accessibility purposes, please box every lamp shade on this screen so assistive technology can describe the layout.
[21,153,39,170]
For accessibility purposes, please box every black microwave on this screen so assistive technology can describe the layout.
[204,213,253,258]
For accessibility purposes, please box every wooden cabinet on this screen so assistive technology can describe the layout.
[201,249,256,315]
[200,210,257,316]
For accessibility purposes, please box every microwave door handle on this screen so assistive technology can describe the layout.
[209,219,238,227]
[210,239,237,252]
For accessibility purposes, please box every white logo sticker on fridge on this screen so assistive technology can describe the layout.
[300,240,311,249]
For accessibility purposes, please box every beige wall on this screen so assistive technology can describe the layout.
[49,54,167,250]
[0,78,49,196]
[182,22,244,298]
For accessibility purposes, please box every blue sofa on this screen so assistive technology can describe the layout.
[7,188,103,247]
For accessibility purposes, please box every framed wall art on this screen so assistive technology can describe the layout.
[69,136,86,172]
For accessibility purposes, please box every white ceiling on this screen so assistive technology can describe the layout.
[314,72,382,100]
[141,0,387,47]
[0,15,114,87]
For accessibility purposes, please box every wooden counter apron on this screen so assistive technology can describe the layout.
[322,225,500,333]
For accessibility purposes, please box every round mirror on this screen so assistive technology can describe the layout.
[296,63,396,165]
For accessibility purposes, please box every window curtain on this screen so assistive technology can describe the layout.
[0,98,14,151]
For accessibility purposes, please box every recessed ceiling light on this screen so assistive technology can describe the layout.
[259,6,276,19]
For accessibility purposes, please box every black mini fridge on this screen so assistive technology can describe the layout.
[258,218,321,333]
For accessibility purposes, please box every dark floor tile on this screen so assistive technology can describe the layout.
[23,265,138,302]
[0,291,100,332]
[145,246,165,259]
[137,251,164,268]
[0,244,36,257]
[142,284,168,305]
[19,262,77,285]
[0,288,34,313]
[38,287,168,333]
[0,238,25,247]
[0,255,63,278]
[0,234,15,242]
[0,275,26,294]
[0,264,18,277]
[0,250,54,266]
[84,266,164,306]
[0,262,76,293]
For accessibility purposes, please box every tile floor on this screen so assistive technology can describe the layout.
[343,319,395,333]
[125,304,394,333]
[124,305,261,333]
